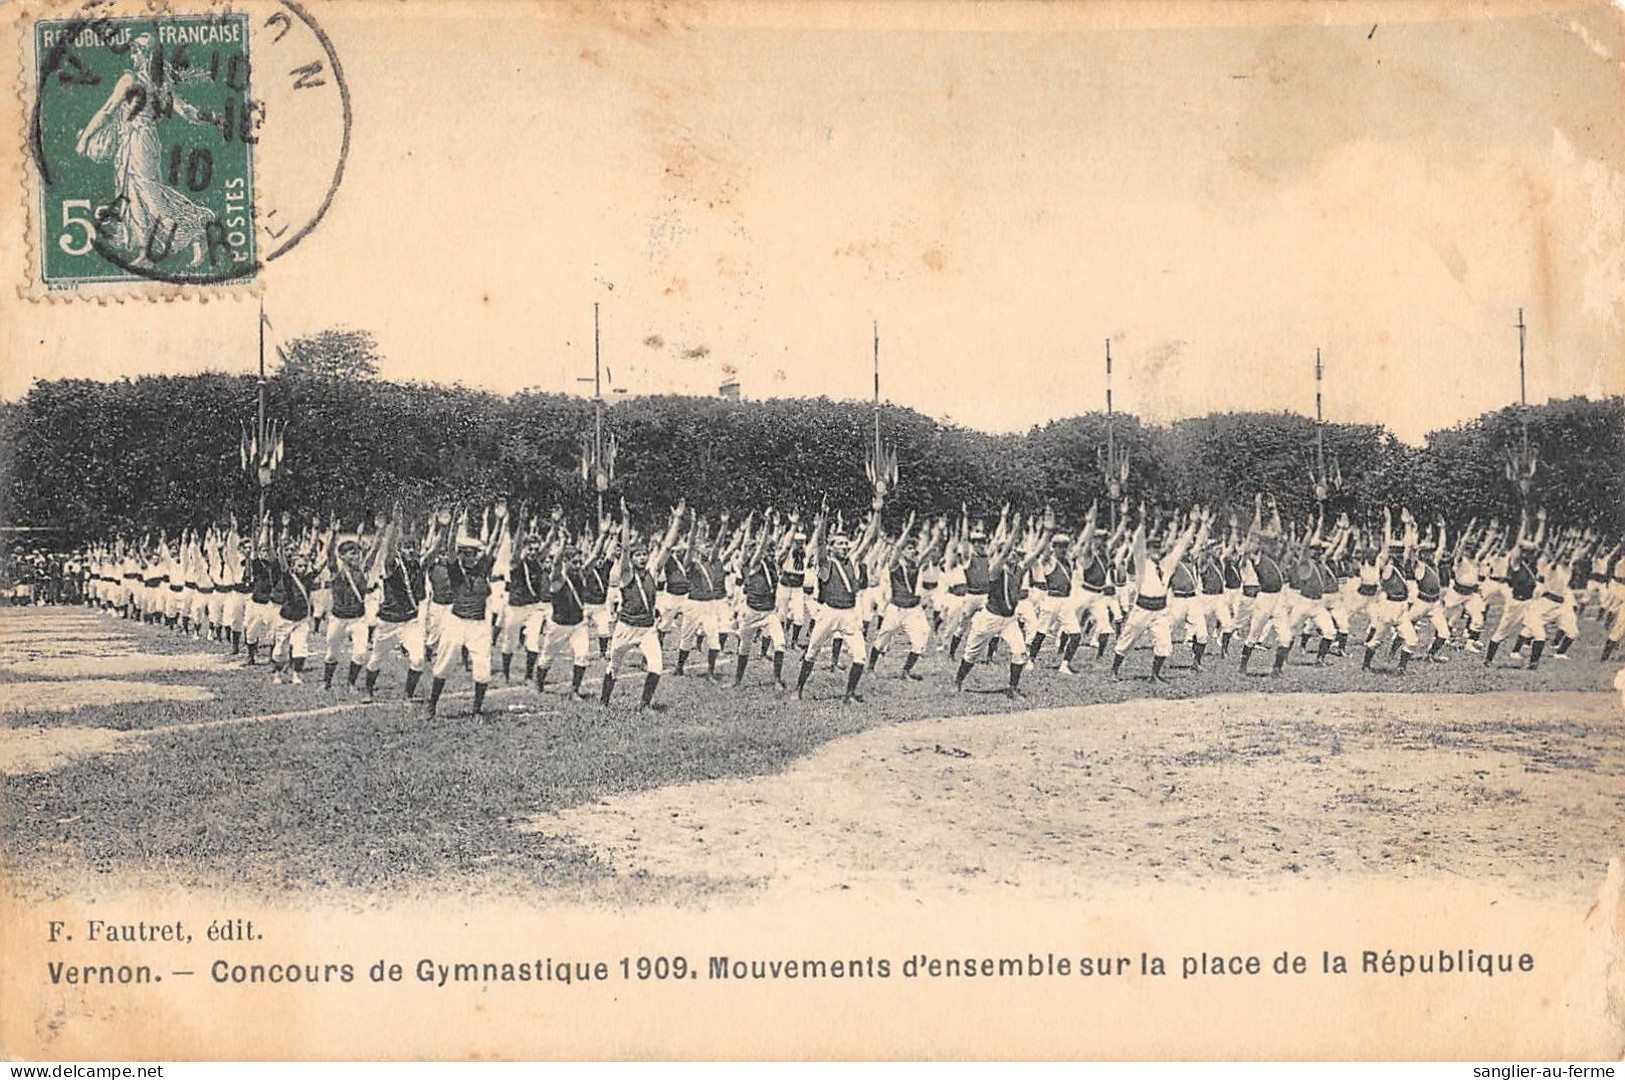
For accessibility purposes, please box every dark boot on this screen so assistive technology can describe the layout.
[1111,652,1126,679]
[524,650,538,680]
[1315,638,1332,665]
[501,652,514,683]
[902,651,922,680]
[1027,632,1046,661]
[795,660,814,698]
[600,672,616,706]
[323,661,338,689]
[404,668,421,699]
[1601,639,1618,662]
[1220,630,1233,658]
[363,667,379,701]
[706,648,720,679]
[948,634,963,660]
[570,664,587,697]
[347,661,361,687]
[734,653,750,687]
[1427,636,1446,662]
[428,676,446,717]
[1527,639,1545,669]
[955,659,975,690]
[1397,650,1410,673]
[1272,646,1289,675]
[1191,641,1207,671]
[843,662,865,702]
[247,643,259,665]
[472,682,487,715]
[1096,634,1110,660]
[1484,639,1501,665]
[772,650,786,687]
[1363,646,1376,671]
[675,649,689,676]
[868,646,882,672]
[1151,654,1167,682]
[1239,643,1254,673]
[639,673,663,710]
[1006,661,1025,697]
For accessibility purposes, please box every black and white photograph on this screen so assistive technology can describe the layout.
[2,0,1622,1063]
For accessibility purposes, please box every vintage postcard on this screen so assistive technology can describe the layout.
[1,0,1622,1062]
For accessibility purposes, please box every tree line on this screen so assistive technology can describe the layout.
[2,356,1620,543]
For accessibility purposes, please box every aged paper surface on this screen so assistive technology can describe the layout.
[2,0,1624,1061]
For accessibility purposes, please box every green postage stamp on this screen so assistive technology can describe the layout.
[27,10,258,293]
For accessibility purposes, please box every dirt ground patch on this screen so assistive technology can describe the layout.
[525,691,1624,900]
[0,679,214,715]
[0,653,233,678]
[0,725,144,775]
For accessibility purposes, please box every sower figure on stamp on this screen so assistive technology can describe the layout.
[425,503,504,719]
[365,504,427,702]
[957,506,1056,696]
[604,497,685,711]
[797,499,882,703]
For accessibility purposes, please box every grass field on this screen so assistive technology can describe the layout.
[1,605,1620,903]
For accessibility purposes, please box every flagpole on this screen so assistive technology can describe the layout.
[257,298,267,524]
[872,320,881,483]
[594,302,604,523]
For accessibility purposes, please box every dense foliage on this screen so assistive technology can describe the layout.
[2,358,1620,542]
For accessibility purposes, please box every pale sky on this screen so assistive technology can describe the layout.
[4,1,1623,443]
